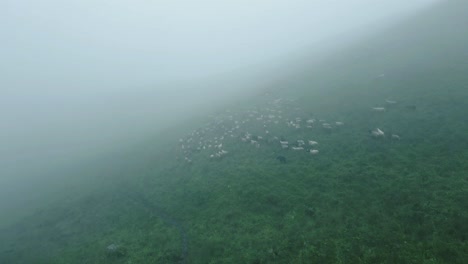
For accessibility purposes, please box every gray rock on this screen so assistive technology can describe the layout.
[106,244,126,257]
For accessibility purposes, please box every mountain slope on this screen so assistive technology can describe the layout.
[1,1,467,263]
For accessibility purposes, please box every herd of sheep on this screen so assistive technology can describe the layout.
[176,94,402,164]
[176,97,356,163]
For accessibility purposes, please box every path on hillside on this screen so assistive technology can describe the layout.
[124,190,189,264]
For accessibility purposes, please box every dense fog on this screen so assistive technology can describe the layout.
[0,0,439,211]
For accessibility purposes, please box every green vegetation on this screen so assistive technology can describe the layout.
[1,2,467,263]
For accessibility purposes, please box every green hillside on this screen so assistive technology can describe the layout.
[1,1,467,263]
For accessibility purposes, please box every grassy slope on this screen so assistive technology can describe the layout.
[1,1,467,263]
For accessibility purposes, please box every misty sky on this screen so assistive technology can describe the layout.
[0,0,440,185]
[2,0,439,91]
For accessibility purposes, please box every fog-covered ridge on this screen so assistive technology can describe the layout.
[0,0,439,211]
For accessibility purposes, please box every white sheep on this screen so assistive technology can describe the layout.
[310,149,319,155]
[323,123,332,129]
[371,128,385,137]
[372,107,386,112]
[292,147,304,151]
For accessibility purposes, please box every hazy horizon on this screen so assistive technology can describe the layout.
[0,0,441,210]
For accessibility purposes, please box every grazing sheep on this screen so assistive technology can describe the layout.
[372,107,386,112]
[308,140,318,146]
[322,123,332,129]
[371,128,385,137]
[292,147,304,151]
[391,134,401,140]
[309,149,319,155]
[251,140,260,148]
[210,149,228,159]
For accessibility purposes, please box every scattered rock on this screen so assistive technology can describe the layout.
[305,207,316,217]
[406,105,417,111]
[106,244,127,258]
[276,155,287,163]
